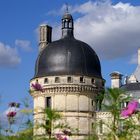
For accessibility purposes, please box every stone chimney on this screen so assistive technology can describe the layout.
[39,24,52,52]
[110,71,123,88]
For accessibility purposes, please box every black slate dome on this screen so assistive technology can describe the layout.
[34,12,102,78]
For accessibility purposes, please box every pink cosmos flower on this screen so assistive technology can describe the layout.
[63,137,67,140]
[121,100,139,117]
[7,111,17,117]
[31,83,44,92]
[56,133,68,140]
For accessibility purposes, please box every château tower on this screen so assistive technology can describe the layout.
[30,10,104,140]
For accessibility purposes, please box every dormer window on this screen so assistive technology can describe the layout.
[55,77,60,83]
[44,78,48,83]
[80,77,84,83]
[67,77,72,83]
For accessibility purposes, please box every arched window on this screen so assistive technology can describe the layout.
[69,21,72,28]
[62,20,65,28]
[65,22,68,28]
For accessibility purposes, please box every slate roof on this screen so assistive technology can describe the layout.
[34,37,102,78]
[121,82,140,91]
[34,12,102,79]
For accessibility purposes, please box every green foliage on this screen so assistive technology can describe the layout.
[90,88,140,140]
[0,96,33,140]
[37,107,76,140]
[45,108,61,122]
[45,108,61,135]
[38,108,63,139]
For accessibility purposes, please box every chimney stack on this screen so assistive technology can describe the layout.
[110,71,123,88]
[39,24,52,52]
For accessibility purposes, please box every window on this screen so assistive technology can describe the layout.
[64,22,68,28]
[62,20,65,28]
[80,77,84,83]
[55,77,60,83]
[46,97,51,108]
[67,77,72,83]
[69,22,72,28]
[91,78,95,84]
[44,78,48,83]
[92,100,94,106]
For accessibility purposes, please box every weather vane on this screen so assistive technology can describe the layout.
[65,3,69,13]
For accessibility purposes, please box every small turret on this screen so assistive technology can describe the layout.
[61,7,74,38]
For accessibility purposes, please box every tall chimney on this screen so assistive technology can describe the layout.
[39,24,52,52]
[110,71,123,88]
[138,48,140,65]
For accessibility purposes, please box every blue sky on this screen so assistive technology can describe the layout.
[0,0,140,113]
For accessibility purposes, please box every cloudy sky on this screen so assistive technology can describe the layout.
[0,0,140,112]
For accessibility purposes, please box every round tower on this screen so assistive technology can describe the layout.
[30,11,104,140]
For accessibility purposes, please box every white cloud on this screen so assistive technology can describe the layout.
[52,1,140,60]
[15,39,32,52]
[0,42,21,67]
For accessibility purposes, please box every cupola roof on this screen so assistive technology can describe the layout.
[34,12,102,79]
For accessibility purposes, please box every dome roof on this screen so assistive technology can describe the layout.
[34,37,102,78]
[34,12,102,79]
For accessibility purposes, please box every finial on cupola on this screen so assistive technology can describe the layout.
[65,3,69,13]
[61,3,74,38]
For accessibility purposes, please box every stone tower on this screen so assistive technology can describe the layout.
[30,11,104,140]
